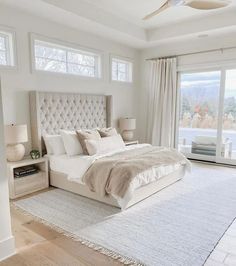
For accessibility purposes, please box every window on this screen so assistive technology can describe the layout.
[111,57,133,83]
[33,39,101,78]
[0,30,15,67]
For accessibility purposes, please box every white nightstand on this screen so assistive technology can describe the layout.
[124,140,139,146]
[7,157,49,199]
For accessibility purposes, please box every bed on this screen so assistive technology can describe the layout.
[29,91,190,210]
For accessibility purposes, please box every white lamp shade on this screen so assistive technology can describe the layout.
[119,118,136,130]
[5,124,28,144]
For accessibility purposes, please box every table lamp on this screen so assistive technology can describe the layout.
[5,124,28,162]
[119,118,136,141]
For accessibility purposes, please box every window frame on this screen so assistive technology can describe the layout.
[176,67,222,154]
[0,27,17,70]
[110,55,133,84]
[176,63,236,167]
[30,33,103,80]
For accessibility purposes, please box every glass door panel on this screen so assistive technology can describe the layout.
[219,69,236,162]
[178,71,221,160]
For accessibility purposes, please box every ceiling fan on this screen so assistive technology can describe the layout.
[143,0,231,20]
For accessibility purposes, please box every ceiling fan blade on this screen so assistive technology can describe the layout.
[185,0,230,10]
[143,1,169,20]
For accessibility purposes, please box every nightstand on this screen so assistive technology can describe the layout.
[124,140,139,146]
[7,157,49,199]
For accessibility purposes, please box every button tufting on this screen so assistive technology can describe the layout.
[39,94,109,134]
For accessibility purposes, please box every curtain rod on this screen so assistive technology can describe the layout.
[145,45,236,61]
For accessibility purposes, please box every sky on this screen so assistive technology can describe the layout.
[181,70,236,98]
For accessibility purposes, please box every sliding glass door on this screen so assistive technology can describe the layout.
[178,68,236,165]
[178,71,221,161]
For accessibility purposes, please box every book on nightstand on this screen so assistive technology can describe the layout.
[14,165,38,178]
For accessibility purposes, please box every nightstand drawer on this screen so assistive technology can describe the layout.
[14,172,45,195]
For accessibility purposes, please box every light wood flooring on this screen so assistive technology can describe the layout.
[1,191,122,266]
[0,191,236,266]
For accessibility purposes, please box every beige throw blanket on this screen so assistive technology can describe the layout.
[83,146,190,199]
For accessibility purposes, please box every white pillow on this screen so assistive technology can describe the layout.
[85,134,125,156]
[43,134,66,155]
[60,130,83,156]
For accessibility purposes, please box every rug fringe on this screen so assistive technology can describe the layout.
[12,203,145,266]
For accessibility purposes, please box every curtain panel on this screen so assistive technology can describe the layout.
[146,57,178,148]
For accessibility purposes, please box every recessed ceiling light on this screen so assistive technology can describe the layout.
[198,34,209,38]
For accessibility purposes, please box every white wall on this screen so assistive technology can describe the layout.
[138,35,236,142]
[3,5,236,149]
[0,5,141,153]
[0,81,15,261]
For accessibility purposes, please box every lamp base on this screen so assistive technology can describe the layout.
[122,130,134,141]
[6,144,25,162]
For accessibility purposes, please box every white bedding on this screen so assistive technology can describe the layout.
[46,144,150,182]
[46,144,190,208]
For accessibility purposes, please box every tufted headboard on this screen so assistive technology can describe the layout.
[29,91,113,155]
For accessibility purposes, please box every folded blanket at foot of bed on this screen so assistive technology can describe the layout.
[82,146,191,198]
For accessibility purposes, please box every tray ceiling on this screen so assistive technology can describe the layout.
[1,0,236,48]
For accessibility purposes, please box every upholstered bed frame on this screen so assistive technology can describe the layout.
[29,91,113,155]
[29,91,184,209]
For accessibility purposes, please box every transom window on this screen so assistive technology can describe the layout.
[34,39,101,78]
[0,31,15,67]
[112,57,133,83]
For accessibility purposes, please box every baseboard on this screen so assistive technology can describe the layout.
[0,236,15,262]
[190,159,236,168]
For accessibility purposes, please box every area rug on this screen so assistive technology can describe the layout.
[14,163,236,266]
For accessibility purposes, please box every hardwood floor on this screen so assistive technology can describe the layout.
[1,206,122,266]
[1,192,236,266]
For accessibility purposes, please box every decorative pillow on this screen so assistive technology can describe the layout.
[85,134,125,156]
[43,135,53,155]
[98,127,118,137]
[76,129,101,155]
[43,134,66,155]
[60,130,83,156]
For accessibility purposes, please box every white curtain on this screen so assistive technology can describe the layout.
[146,57,178,148]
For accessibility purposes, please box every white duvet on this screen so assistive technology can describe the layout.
[47,144,191,209]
